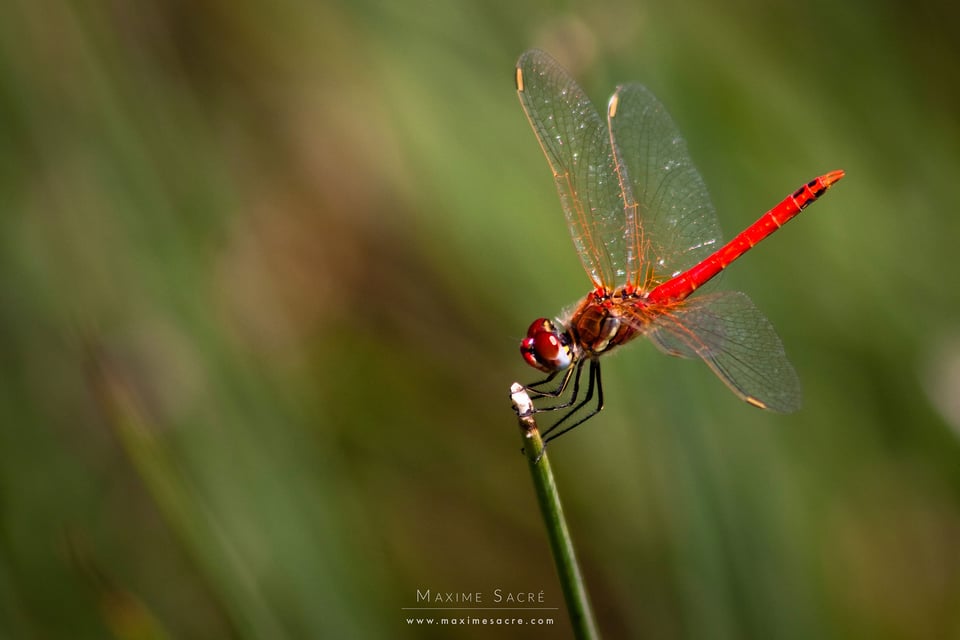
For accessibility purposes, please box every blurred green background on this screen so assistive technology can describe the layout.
[2,0,959,638]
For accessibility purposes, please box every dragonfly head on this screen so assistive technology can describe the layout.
[521,318,574,373]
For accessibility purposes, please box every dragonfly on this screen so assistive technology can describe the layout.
[515,49,844,443]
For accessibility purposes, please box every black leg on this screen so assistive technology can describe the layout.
[525,358,586,413]
[541,359,604,443]
[525,367,572,399]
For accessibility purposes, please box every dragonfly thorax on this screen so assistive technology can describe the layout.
[520,288,651,373]
[521,318,576,373]
[567,288,645,357]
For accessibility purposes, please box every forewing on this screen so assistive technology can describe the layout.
[646,291,801,412]
[608,84,723,290]
[516,50,626,289]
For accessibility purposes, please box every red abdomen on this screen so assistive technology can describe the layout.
[647,171,844,303]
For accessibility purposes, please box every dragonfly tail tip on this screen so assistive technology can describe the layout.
[822,169,845,187]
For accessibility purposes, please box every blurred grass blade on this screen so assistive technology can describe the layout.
[88,346,287,640]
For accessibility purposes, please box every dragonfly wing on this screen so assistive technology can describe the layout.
[646,291,801,412]
[608,84,723,290]
[516,50,627,289]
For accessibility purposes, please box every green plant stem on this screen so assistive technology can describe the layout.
[510,383,600,640]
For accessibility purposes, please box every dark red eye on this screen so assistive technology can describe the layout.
[525,318,552,337]
[533,331,562,360]
[520,318,573,372]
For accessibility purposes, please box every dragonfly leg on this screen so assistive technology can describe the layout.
[541,359,604,443]
[525,366,574,399]
[525,360,586,416]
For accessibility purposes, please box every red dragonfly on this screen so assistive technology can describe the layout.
[515,49,844,443]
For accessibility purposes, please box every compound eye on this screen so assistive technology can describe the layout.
[520,318,573,372]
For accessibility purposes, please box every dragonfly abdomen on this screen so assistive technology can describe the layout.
[645,170,844,303]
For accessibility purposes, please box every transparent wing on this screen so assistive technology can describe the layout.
[516,49,626,289]
[608,83,723,290]
[645,291,801,412]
